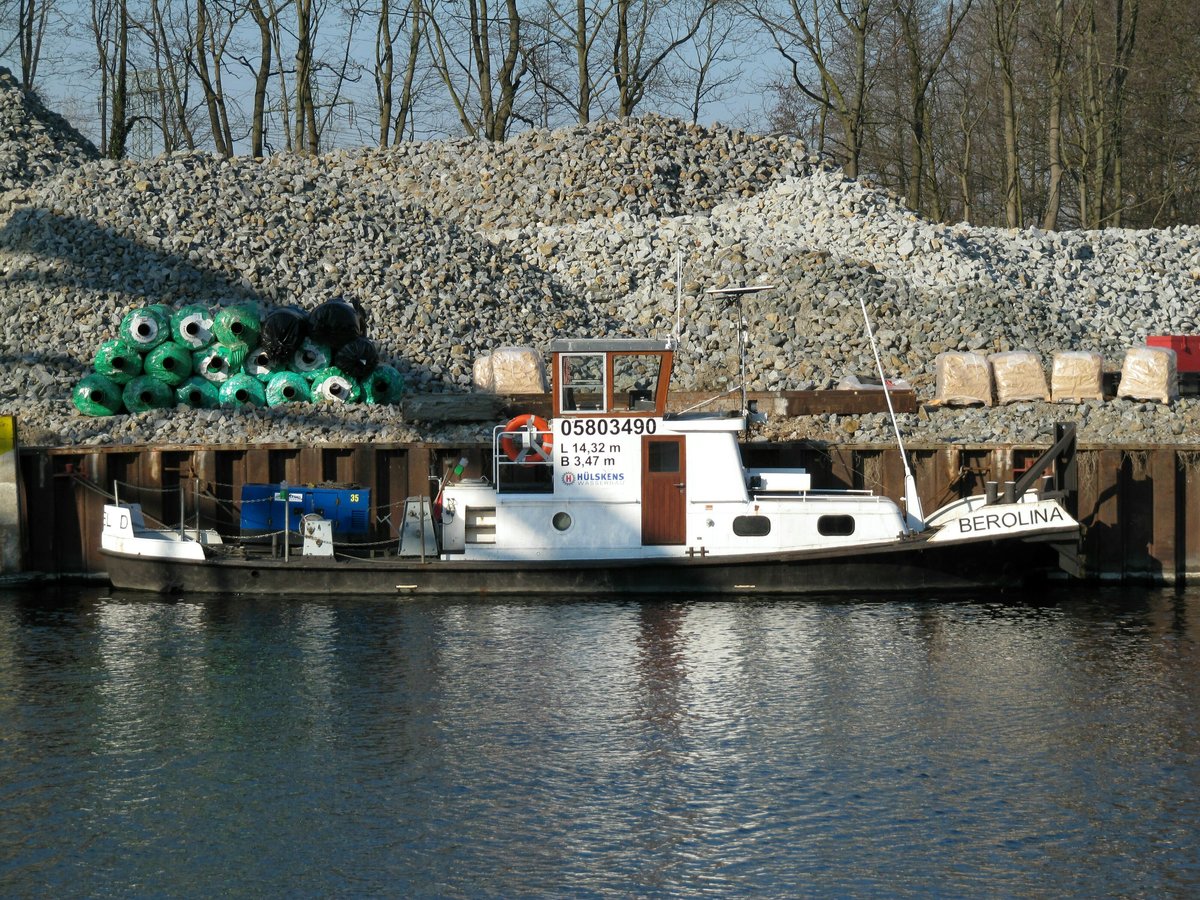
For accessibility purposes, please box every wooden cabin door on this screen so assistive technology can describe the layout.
[641,436,686,545]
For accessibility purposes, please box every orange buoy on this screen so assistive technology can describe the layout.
[500,414,553,466]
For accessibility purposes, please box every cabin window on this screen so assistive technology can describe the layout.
[817,515,855,536]
[552,512,573,531]
[733,515,771,537]
[647,441,680,473]
[613,354,663,411]
[560,353,607,412]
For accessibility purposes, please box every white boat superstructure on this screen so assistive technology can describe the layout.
[102,502,222,560]
[436,337,1076,565]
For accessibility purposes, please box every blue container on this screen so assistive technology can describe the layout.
[239,483,370,539]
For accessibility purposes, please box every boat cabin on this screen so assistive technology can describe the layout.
[436,338,910,562]
[551,338,673,417]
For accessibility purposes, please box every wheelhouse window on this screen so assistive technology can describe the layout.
[560,353,606,413]
[550,339,674,417]
[613,354,665,412]
[817,515,855,536]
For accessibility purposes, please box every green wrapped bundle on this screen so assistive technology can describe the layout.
[310,367,362,403]
[122,375,174,412]
[144,341,193,387]
[193,347,231,383]
[72,373,124,416]
[195,342,249,383]
[92,338,143,385]
[219,373,267,408]
[244,347,279,383]
[175,376,220,409]
[362,364,404,405]
[171,304,214,349]
[213,305,261,348]
[265,371,312,407]
[216,340,249,372]
[119,305,171,351]
[291,338,331,377]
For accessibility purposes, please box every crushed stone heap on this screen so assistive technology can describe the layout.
[0,67,99,193]
[0,99,1199,447]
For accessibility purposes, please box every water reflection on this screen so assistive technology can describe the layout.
[1,586,1199,896]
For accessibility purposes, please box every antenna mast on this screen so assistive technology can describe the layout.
[706,285,775,418]
[673,251,683,348]
[857,295,924,531]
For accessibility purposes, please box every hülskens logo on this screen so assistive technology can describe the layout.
[561,471,624,484]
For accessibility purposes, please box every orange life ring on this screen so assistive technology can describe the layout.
[500,414,553,466]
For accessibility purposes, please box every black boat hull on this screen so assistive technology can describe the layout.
[101,530,1077,597]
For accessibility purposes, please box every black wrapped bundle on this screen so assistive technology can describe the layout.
[309,299,365,350]
[334,337,379,380]
[260,306,310,363]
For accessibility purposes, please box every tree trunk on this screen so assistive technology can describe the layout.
[1106,0,1139,226]
[18,0,50,88]
[576,0,590,122]
[377,0,394,145]
[107,0,129,159]
[294,0,319,153]
[247,0,273,157]
[195,0,232,157]
[1042,0,1065,229]
[992,0,1023,227]
[394,0,422,140]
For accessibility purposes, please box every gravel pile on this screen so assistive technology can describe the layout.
[2,76,1200,448]
[0,67,98,193]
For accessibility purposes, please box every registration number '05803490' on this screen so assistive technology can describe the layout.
[559,418,657,437]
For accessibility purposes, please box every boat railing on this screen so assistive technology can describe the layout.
[492,422,555,493]
[749,489,889,502]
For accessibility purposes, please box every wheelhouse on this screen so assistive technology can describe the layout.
[551,338,673,418]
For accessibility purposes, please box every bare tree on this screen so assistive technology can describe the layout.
[294,0,318,151]
[611,0,717,117]
[424,0,525,140]
[374,0,423,144]
[88,0,134,156]
[527,0,615,124]
[243,0,278,156]
[12,0,53,86]
[749,0,880,179]
[1105,0,1138,226]
[666,0,747,123]
[108,0,130,156]
[893,0,972,215]
[987,0,1022,226]
[193,0,236,155]
[142,0,197,152]
[1037,0,1072,227]
[1069,0,1139,227]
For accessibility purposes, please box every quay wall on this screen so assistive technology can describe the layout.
[14,439,1198,585]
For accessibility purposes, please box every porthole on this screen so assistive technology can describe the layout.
[733,515,772,537]
[552,511,573,531]
[817,515,855,536]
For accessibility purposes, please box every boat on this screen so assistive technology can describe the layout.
[100,301,1083,596]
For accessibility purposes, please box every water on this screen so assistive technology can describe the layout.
[2,585,1199,897]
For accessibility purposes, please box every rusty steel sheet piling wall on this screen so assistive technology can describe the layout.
[15,441,1199,584]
